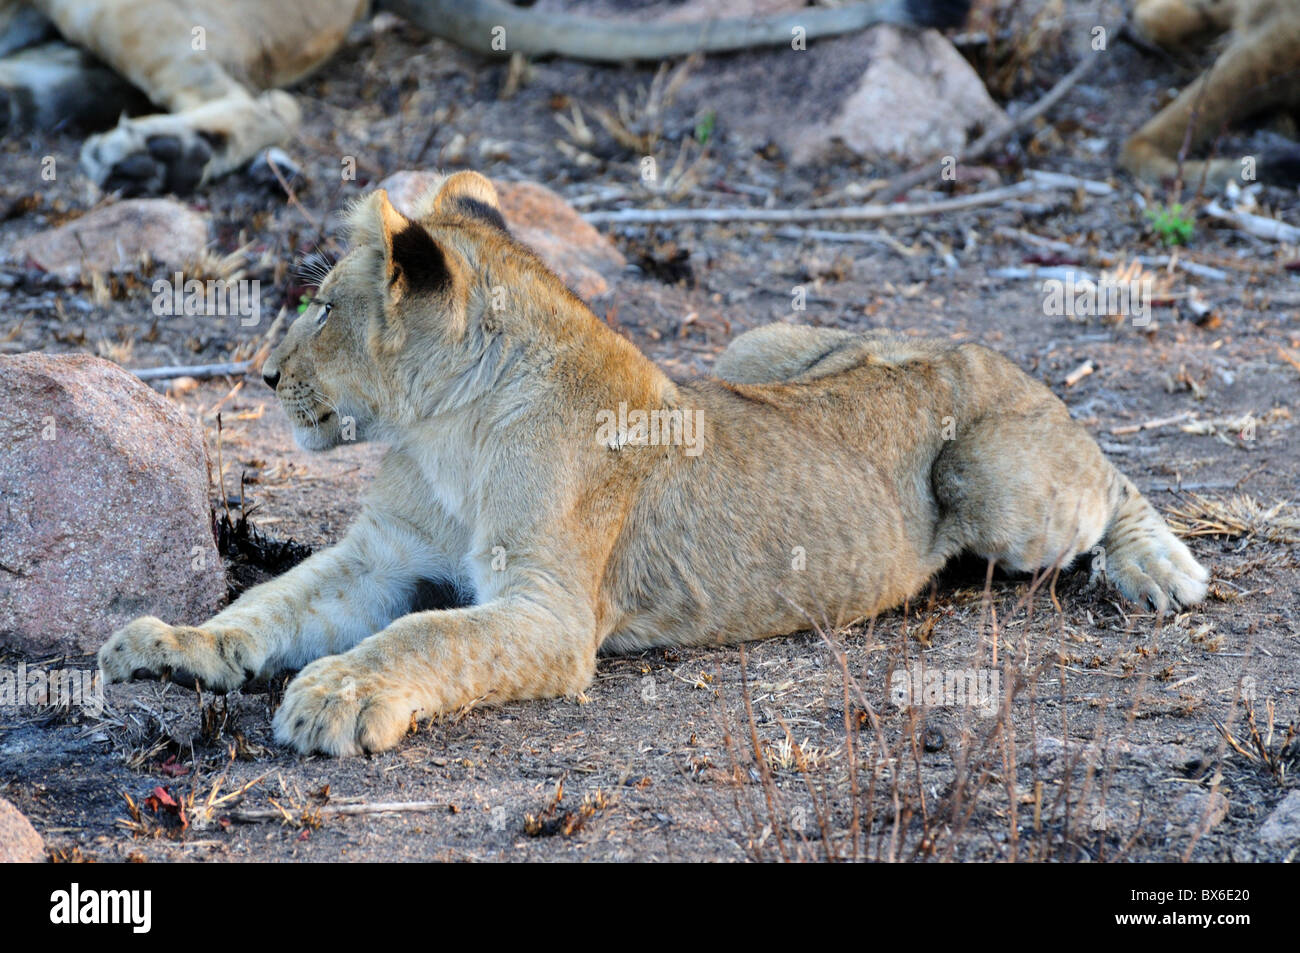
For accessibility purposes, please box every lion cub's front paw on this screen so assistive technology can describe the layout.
[273,657,418,757]
[98,616,258,693]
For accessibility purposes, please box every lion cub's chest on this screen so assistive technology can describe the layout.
[407,440,475,524]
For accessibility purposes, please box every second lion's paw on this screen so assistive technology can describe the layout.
[81,114,214,195]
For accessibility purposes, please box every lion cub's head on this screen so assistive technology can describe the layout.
[263,171,525,451]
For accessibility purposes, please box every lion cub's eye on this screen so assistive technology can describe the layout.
[316,302,332,327]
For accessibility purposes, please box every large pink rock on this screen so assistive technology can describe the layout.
[380,172,626,301]
[0,353,225,656]
[678,27,1005,164]
[799,26,1005,163]
[9,198,209,279]
[0,797,44,863]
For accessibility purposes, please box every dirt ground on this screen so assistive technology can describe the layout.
[1,2,1297,862]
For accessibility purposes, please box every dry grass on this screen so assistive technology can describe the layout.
[522,779,613,837]
[702,554,1245,862]
[1214,698,1299,786]
[554,55,712,200]
[1163,494,1300,545]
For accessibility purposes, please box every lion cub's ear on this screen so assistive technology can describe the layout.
[358,189,452,302]
[430,170,509,233]
[349,190,451,352]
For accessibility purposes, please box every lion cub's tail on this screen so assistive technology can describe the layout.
[1097,468,1209,614]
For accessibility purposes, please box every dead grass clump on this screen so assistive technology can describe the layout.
[215,507,314,599]
[1163,494,1300,545]
[523,779,613,837]
[708,557,1213,862]
[1215,698,1298,786]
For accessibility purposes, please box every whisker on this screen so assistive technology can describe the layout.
[307,386,343,423]
[294,249,338,290]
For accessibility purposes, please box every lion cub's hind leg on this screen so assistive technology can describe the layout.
[932,404,1208,612]
[931,407,1114,576]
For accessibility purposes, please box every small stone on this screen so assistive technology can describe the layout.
[1259,789,1300,848]
[0,798,44,863]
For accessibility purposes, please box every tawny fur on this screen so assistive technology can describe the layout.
[98,172,1209,756]
[1122,0,1300,186]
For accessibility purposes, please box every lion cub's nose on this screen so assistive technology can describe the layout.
[263,369,280,390]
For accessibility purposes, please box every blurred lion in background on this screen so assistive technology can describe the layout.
[1122,0,1300,187]
[0,0,972,195]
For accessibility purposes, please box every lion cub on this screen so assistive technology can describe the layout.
[99,172,1208,755]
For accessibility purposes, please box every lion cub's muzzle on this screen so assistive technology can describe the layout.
[271,376,346,451]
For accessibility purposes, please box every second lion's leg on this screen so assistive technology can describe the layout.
[0,40,146,132]
[32,0,350,192]
[1121,23,1300,187]
[79,90,301,194]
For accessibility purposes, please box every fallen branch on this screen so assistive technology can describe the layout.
[994,228,1231,281]
[1137,254,1228,282]
[132,361,252,381]
[772,226,919,255]
[1204,200,1300,243]
[1098,441,1156,455]
[1142,480,1239,493]
[991,265,1095,282]
[875,53,1102,203]
[227,799,448,823]
[1110,411,1195,436]
[585,178,1079,227]
[994,226,1076,254]
[1024,169,1112,196]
